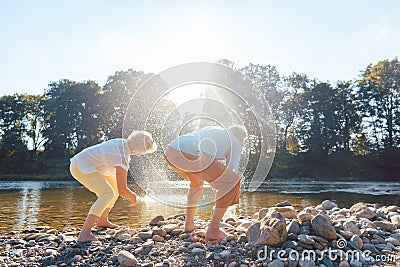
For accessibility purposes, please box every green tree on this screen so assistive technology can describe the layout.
[43,79,102,157]
[100,70,151,139]
[0,94,27,159]
[357,58,400,150]
[23,94,47,158]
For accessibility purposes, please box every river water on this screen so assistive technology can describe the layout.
[0,179,399,232]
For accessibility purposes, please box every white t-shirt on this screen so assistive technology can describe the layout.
[70,138,130,177]
[168,126,242,173]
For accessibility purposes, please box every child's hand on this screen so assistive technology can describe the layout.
[128,194,137,207]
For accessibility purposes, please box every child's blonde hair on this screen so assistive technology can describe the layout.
[228,125,248,143]
[127,131,157,154]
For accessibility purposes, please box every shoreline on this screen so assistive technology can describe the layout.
[0,175,399,182]
[0,201,399,266]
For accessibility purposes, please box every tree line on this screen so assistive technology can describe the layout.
[0,58,399,180]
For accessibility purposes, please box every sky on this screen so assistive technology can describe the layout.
[0,0,399,96]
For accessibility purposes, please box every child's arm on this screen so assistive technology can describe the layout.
[116,166,137,206]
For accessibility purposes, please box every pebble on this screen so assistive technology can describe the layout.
[152,234,164,242]
[118,250,138,266]
[139,231,153,240]
[298,234,315,245]
[350,235,363,249]
[268,259,284,267]
[191,247,204,253]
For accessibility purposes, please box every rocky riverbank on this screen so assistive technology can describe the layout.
[0,201,399,267]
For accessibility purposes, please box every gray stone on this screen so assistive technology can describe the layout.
[391,215,400,227]
[162,224,178,233]
[349,260,362,267]
[152,229,167,237]
[338,230,354,240]
[299,259,315,267]
[385,237,400,246]
[282,240,297,249]
[303,207,319,215]
[321,200,337,210]
[255,210,287,246]
[191,247,205,253]
[117,233,131,241]
[268,259,284,267]
[338,261,350,267]
[117,250,138,267]
[236,221,252,233]
[138,231,153,240]
[362,244,379,254]
[298,234,315,245]
[152,235,164,242]
[343,221,361,236]
[298,212,312,225]
[375,244,391,250]
[299,226,310,235]
[275,201,292,207]
[349,203,376,219]
[142,240,154,248]
[287,220,301,234]
[309,235,328,244]
[390,232,400,241]
[219,251,231,257]
[311,214,337,241]
[350,235,363,249]
[246,222,260,245]
[298,241,314,249]
[373,221,396,231]
[258,206,297,219]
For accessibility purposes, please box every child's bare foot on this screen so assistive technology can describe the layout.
[184,222,201,232]
[96,220,118,229]
[205,228,227,242]
[77,233,98,242]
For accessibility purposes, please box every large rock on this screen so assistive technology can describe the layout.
[258,206,297,219]
[255,210,287,246]
[162,224,178,233]
[138,231,153,240]
[287,220,301,234]
[236,221,252,233]
[149,215,164,226]
[117,250,138,267]
[349,203,376,219]
[246,222,261,245]
[373,221,396,231]
[275,201,292,207]
[321,200,338,210]
[390,215,400,227]
[297,211,313,225]
[311,214,337,241]
[343,221,361,236]
[303,207,319,216]
[350,235,363,249]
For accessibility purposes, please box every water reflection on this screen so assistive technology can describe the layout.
[0,181,399,232]
[15,184,41,229]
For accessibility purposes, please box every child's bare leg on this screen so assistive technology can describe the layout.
[185,182,204,232]
[185,206,199,231]
[97,208,118,228]
[78,214,99,242]
[205,207,228,241]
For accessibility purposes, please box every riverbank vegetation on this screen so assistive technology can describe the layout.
[0,58,399,181]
